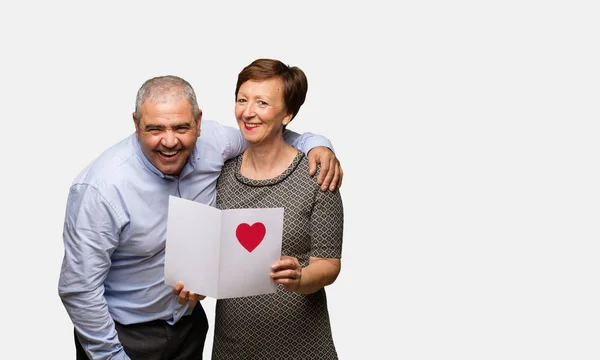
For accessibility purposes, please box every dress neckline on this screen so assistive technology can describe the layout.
[234,150,304,187]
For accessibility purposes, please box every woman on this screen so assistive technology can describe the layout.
[177,58,344,359]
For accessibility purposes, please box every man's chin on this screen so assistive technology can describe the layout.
[157,163,183,176]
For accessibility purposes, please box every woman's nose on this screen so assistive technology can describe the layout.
[243,102,256,118]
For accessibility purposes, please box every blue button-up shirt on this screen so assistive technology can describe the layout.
[58,120,332,360]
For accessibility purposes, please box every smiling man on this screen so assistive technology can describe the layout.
[135,97,201,176]
[58,75,342,360]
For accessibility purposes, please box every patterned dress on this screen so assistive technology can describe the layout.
[212,150,344,360]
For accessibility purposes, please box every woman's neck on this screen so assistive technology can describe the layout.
[241,139,297,180]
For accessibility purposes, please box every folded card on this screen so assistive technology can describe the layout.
[164,196,284,299]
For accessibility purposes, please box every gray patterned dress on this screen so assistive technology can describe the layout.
[212,150,344,360]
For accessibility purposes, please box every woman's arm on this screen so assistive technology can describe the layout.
[271,256,341,294]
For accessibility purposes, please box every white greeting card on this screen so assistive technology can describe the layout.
[164,196,284,299]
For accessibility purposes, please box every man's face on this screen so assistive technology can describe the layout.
[134,97,201,176]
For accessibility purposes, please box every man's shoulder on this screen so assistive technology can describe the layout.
[198,120,235,143]
[199,120,230,137]
[195,120,242,165]
[71,134,137,187]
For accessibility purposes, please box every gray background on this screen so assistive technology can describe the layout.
[1,1,598,359]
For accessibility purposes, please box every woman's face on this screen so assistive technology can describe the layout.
[235,77,293,145]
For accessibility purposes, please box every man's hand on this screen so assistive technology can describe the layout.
[173,281,205,308]
[307,146,343,191]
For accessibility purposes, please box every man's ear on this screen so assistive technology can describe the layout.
[132,112,140,137]
[195,109,203,135]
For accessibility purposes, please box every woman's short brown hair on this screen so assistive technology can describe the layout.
[235,58,308,122]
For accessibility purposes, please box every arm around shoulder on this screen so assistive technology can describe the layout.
[201,120,248,161]
[285,129,343,190]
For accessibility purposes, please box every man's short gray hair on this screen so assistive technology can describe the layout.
[134,75,200,124]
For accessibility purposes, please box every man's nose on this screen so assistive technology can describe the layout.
[161,130,178,148]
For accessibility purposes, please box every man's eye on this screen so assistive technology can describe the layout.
[176,127,190,134]
[147,128,162,134]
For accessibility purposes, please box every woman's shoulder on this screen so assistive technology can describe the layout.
[222,153,243,171]
[291,153,325,189]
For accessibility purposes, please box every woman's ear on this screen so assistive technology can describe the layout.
[282,113,293,126]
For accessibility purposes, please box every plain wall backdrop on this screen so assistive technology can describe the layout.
[1,1,598,359]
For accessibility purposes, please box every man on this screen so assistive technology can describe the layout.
[58,75,342,360]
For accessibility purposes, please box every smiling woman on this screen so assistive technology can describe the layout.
[235,77,293,147]
[173,58,345,360]
[212,59,344,360]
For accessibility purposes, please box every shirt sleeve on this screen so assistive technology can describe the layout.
[201,120,335,160]
[310,170,344,258]
[283,130,335,155]
[58,184,130,360]
[200,120,248,162]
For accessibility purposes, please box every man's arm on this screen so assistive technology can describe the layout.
[204,120,343,191]
[58,185,130,360]
[283,129,343,191]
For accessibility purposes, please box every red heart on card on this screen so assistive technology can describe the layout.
[235,222,266,252]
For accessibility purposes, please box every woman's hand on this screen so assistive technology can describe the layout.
[270,256,302,292]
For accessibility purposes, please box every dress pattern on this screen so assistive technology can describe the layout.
[212,150,344,360]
